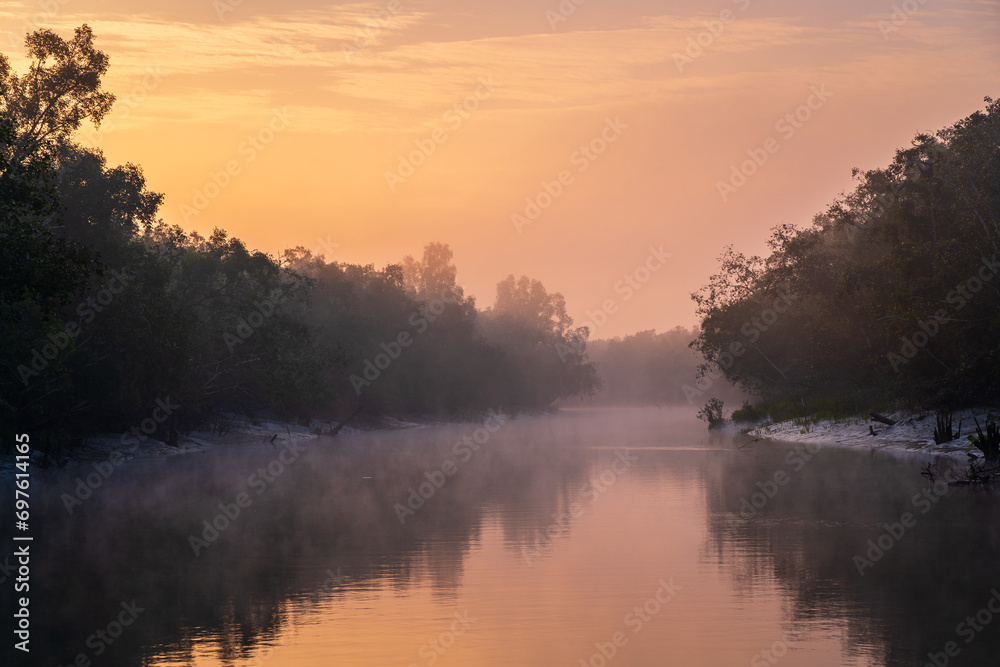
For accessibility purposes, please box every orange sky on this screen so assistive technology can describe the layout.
[2,0,998,337]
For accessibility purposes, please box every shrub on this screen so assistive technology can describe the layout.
[697,398,725,429]
[969,417,1000,461]
[731,400,767,423]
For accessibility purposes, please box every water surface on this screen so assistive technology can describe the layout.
[4,408,1000,666]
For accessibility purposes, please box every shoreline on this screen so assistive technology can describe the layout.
[10,405,995,479]
[723,407,997,463]
[0,413,431,478]
[2,407,564,479]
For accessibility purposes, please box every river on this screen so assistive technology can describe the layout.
[3,407,1000,666]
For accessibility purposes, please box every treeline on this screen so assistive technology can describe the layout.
[573,327,744,406]
[0,27,598,455]
[691,96,1000,415]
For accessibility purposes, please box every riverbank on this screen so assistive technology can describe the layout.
[0,413,428,477]
[725,407,997,462]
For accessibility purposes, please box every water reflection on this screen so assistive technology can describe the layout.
[704,442,1000,667]
[2,408,999,666]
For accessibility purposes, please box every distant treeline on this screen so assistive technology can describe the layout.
[691,96,1000,414]
[0,27,600,453]
[572,327,744,407]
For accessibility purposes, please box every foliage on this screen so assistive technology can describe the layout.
[580,327,731,406]
[731,400,768,424]
[400,242,460,301]
[0,26,601,454]
[479,274,600,409]
[697,398,725,428]
[691,97,1000,409]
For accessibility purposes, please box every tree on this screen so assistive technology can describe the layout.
[55,143,162,264]
[481,275,599,408]
[579,327,744,406]
[697,398,725,429]
[691,97,1000,410]
[1,26,114,450]
[493,275,573,337]
[1,25,114,179]
[401,242,463,301]
[0,24,118,305]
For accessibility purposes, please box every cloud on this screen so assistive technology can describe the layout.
[2,2,996,134]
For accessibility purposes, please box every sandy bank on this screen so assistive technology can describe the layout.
[724,407,998,463]
[0,413,428,477]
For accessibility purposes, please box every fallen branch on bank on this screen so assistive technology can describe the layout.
[869,412,897,426]
[330,405,365,437]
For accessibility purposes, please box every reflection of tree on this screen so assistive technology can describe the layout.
[702,446,1000,666]
[0,421,599,665]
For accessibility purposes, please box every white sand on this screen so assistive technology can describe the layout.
[0,413,433,476]
[726,407,999,462]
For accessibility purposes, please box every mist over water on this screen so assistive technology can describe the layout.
[4,408,1000,666]
[2,8,999,667]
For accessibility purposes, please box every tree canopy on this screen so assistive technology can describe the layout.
[691,97,1000,412]
[0,27,600,460]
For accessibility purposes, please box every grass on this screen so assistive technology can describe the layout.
[730,394,893,426]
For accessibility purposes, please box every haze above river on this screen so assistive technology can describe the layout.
[5,408,1000,667]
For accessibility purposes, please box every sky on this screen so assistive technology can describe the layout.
[2,0,998,337]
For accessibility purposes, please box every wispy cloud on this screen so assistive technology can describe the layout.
[3,3,994,134]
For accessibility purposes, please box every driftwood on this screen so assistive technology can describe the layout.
[330,405,364,437]
[923,460,1000,487]
[869,412,897,426]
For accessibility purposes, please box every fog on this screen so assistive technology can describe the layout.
[3,12,999,667]
[0,410,693,664]
[4,409,999,666]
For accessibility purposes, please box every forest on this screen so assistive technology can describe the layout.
[0,27,599,455]
[690,94,1000,419]
[4,26,998,456]
[573,327,744,407]
[3,6,999,667]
